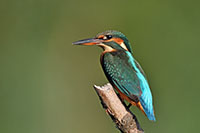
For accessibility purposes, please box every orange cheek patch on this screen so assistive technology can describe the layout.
[98,35,104,39]
[104,38,128,51]
[106,38,124,44]
[113,38,124,44]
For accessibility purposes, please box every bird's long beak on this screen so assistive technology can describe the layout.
[72,38,101,45]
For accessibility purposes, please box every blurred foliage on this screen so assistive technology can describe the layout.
[0,0,200,133]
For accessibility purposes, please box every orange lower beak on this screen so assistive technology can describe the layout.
[72,38,101,45]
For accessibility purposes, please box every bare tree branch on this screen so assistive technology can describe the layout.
[94,83,144,133]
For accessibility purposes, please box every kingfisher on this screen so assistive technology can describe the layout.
[73,30,156,121]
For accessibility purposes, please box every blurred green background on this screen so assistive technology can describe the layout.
[0,0,200,133]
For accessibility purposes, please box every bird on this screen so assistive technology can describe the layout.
[73,30,156,121]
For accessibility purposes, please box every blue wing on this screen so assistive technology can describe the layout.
[102,51,156,121]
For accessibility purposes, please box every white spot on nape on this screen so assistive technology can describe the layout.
[120,42,128,51]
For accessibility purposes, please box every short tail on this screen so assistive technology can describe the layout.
[139,97,156,121]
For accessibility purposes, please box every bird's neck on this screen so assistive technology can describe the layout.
[97,43,116,53]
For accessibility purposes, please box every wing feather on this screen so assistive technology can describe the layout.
[102,51,142,100]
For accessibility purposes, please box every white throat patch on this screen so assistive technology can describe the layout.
[97,43,115,52]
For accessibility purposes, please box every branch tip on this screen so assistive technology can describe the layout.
[93,83,144,133]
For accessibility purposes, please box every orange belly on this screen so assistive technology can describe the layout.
[114,85,146,115]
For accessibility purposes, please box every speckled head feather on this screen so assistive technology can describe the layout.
[95,30,133,53]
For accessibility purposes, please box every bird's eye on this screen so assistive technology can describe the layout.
[103,35,112,40]
[98,35,112,40]
[105,35,112,40]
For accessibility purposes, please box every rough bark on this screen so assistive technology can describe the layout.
[94,83,144,133]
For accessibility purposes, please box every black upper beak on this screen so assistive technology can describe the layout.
[72,38,101,45]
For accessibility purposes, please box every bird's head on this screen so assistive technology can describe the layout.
[73,30,133,53]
